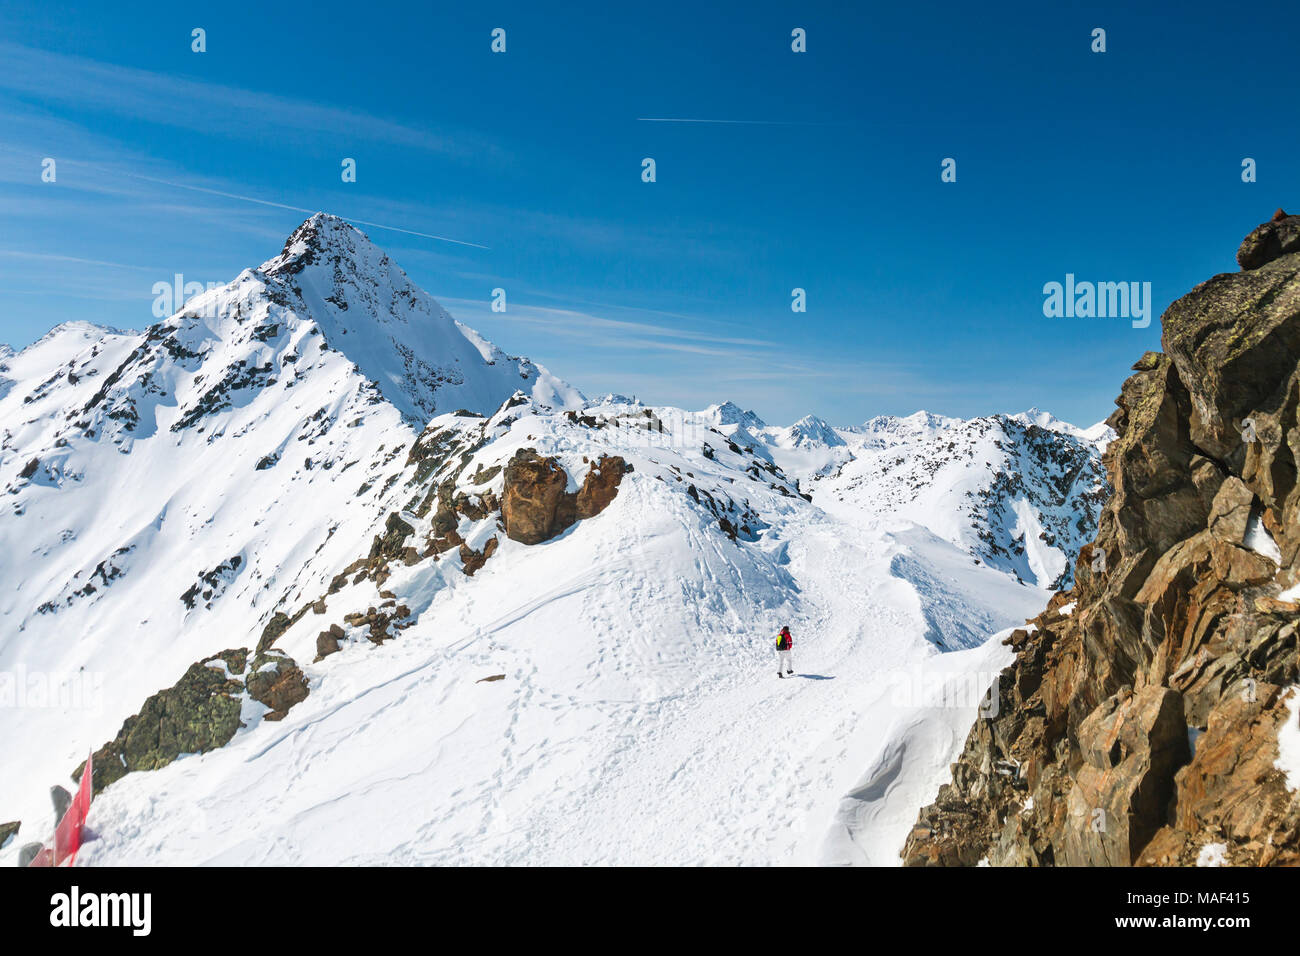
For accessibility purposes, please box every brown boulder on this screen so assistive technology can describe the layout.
[576,455,629,519]
[501,449,574,544]
[315,622,345,661]
[246,651,310,721]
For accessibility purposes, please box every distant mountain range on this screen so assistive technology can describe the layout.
[698,400,1112,589]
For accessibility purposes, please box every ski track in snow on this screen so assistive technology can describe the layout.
[58,500,1034,867]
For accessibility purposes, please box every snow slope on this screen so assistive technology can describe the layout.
[64,403,1044,866]
[1,216,1084,866]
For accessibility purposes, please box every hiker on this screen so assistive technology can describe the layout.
[776,626,794,678]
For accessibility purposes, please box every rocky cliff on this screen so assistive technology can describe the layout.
[903,210,1300,866]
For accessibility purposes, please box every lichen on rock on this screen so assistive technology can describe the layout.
[77,644,310,795]
[78,649,249,794]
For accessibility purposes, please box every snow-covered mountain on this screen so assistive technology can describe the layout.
[684,403,1110,590]
[0,214,579,849]
[1011,406,1115,449]
[780,414,847,450]
[818,411,1110,590]
[701,399,767,434]
[0,215,1102,866]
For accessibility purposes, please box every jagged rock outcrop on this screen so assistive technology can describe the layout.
[369,512,416,563]
[283,433,632,676]
[341,601,413,645]
[1236,208,1300,271]
[459,536,498,576]
[79,646,309,794]
[577,455,630,518]
[502,449,572,544]
[245,649,310,721]
[501,449,629,544]
[0,821,18,848]
[903,212,1300,867]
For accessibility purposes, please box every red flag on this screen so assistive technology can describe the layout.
[27,753,93,867]
[55,752,93,865]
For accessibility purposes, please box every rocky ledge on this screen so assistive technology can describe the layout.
[904,211,1300,866]
[77,647,308,795]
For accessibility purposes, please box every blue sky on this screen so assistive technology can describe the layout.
[1,0,1296,427]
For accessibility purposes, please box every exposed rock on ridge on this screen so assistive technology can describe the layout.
[77,646,309,795]
[903,212,1300,867]
[501,449,631,545]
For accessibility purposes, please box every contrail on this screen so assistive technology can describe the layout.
[635,117,850,126]
[119,171,491,248]
[64,159,490,250]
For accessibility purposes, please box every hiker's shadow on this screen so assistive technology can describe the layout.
[795,674,835,681]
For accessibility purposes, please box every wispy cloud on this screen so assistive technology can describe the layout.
[0,41,505,163]
[0,251,154,271]
[0,140,490,250]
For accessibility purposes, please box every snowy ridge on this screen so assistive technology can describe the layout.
[1011,405,1115,449]
[0,216,1098,866]
[42,392,1045,866]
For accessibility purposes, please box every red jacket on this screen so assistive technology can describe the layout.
[776,629,793,650]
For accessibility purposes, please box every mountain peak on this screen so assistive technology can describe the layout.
[1009,407,1114,448]
[703,400,766,431]
[1013,406,1065,431]
[783,414,847,448]
[261,213,387,280]
[291,211,363,248]
[232,214,582,423]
